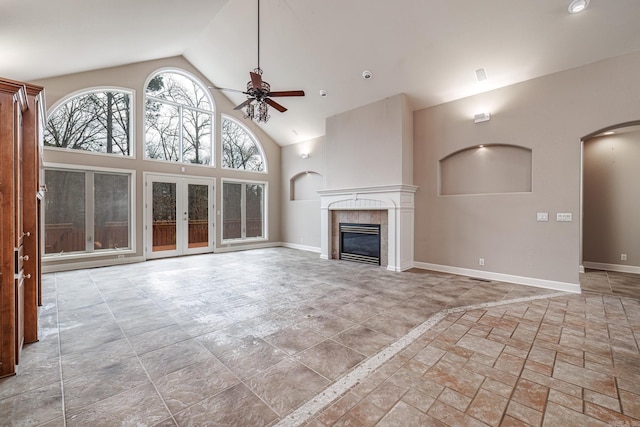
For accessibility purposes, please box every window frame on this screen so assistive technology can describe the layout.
[221,114,268,173]
[44,86,136,158]
[221,178,268,244]
[144,68,215,167]
[43,163,137,260]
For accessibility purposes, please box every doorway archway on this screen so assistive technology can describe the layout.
[580,120,640,297]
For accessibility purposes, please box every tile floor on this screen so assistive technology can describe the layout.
[0,248,638,426]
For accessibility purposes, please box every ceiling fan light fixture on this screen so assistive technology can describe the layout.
[568,0,590,14]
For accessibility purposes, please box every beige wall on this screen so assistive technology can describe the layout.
[325,93,413,189]
[34,56,282,270]
[280,136,325,250]
[583,127,640,268]
[282,51,640,287]
[414,51,640,285]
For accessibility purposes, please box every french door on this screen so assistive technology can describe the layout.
[145,174,214,259]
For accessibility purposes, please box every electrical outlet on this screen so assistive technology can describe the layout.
[479,258,485,266]
[556,213,572,222]
[621,254,628,261]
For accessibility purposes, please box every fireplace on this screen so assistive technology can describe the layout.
[340,223,381,265]
[318,185,418,271]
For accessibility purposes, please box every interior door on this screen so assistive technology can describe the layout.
[146,174,214,259]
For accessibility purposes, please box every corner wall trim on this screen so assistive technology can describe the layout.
[413,262,581,294]
[583,261,640,275]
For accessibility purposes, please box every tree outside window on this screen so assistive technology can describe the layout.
[222,116,265,171]
[44,90,132,155]
[145,72,213,165]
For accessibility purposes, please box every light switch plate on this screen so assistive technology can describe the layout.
[536,212,549,222]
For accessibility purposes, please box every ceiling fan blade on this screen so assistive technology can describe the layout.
[268,90,305,97]
[266,98,287,113]
[234,98,254,110]
[209,86,248,95]
[250,72,262,89]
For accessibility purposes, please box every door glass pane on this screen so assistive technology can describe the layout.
[223,183,242,239]
[44,170,86,254]
[188,184,208,248]
[246,184,263,238]
[94,173,130,250]
[152,182,177,251]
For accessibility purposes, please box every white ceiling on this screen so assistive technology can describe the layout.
[2,0,640,146]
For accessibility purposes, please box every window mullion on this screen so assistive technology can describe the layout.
[86,171,95,253]
[241,183,247,239]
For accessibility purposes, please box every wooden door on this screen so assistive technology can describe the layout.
[14,99,25,364]
[0,79,27,378]
[22,83,45,344]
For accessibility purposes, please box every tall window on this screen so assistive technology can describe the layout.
[44,89,132,156]
[145,71,214,165]
[221,116,265,171]
[222,181,266,241]
[44,168,133,255]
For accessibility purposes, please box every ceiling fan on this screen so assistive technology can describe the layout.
[211,0,305,123]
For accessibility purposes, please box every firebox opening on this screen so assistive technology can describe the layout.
[339,223,381,265]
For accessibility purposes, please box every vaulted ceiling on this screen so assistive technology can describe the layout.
[2,0,640,145]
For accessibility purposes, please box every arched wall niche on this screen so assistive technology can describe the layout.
[439,144,532,195]
[290,171,323,201]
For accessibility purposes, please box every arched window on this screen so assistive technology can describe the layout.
[44,88,133,156]
[221,115,266,172]
[145,70,214,165]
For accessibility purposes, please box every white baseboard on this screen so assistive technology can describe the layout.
[413,262,581,294]
[280,242,321,253]
[583,261,640,275]
[43,255,145,273]
[214,241,281,253]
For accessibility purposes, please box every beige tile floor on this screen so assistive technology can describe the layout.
[0,248,638,426]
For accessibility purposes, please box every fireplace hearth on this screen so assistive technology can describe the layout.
[340,223,381,265]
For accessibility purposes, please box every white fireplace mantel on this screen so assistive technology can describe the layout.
[318,184,418,271]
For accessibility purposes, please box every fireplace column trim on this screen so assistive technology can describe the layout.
[318,185,418,272]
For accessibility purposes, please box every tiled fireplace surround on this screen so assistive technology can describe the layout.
[319,185,418,272]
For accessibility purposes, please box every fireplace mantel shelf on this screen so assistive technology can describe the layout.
[317,184,418,197]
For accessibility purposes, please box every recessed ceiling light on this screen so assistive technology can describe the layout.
[362,70,373,80]
[568,0,590,14]
[319,89,328,97]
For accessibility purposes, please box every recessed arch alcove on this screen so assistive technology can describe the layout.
[439,144,532,195]
[290,171,323,201]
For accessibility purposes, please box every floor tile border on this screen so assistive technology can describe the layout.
[275,291,569,427]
